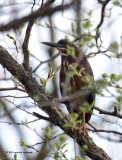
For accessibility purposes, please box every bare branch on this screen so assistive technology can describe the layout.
[22,19,34,71]
[94,106,122,119]
[97,0,111,30]
[0,1,74,32]
[88,123,122,136]
[33,112,50,121]
[96,0,111,45]
[32,53,60,73]
[0,87,26,92]
[22,0,56,71]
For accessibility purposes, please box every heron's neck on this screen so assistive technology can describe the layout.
[61,56,69,72]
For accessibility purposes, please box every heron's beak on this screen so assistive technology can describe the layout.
[42,42,67,55]
[42,42,61,48]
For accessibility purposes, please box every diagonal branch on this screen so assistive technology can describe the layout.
[0,1,74,32]
[0,45,111,160]
[22,0,55,71]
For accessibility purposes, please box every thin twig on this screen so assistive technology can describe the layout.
[94,106,122,119]
[88,123,122,136]
[33,112,50,121]
[0,87,27,92]
[33,53,60,73]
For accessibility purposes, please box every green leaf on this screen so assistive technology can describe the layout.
[110,73,116,80]
[14,153,17,160]
[89,43,95,48]
[79,67,85,74]
[19,138,30,147]
[80,106,88,112]
[108,41,119,53]
[59,135,67,144]
[42,126,57,139]
[48,61,56,69]
[81,76,90,83]
[68,71,77,77]
[110,73,121,81]
[116,96,122,102]
[88,10,93,17]
[64,113,80,129]
[19,138,26,146]
[64,35,69,40]
[67,46,76,59]
[76,119,82,124]
[7,34,14,40]
[69,113,79,121]
[71,22,77,34]
[53,142,61,150]
[61,143,67,149]
[64,123,73,127]
[82,21,92,29]
[112,102,120,108]
[40,78,47,90]
[78,40,85,46]
[19,24,25,33]
[48,67,53,78]
[21,120,28,126]
[64,149,68,153]
[46,90,49,93]
[45,21,50,27]
[112,1,119,5]
[82,35,93,42]
[114,75,121,81]
[95,79,108,88]
[69,63,77,70]
[82,144,88,151]
[53,135,67,152]
[102,73,108,79]
[98,89,102,95]
[116,88,122,94]
[69,63,80,77]
[51,151,61,158]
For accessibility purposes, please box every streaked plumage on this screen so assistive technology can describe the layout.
[42,39,95,139]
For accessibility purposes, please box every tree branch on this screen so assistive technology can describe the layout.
[33,112,50,121]
[97,0,111,30]
[22,0,55,71]
[0,1,74,31]
[94,106,122,119]
[22,19,34,71]
[96,0,111,45]
[0,87,26,92]
[88,123,122,136]
[0,45,111,160]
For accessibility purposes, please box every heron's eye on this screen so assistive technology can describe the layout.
[65,44,68,48]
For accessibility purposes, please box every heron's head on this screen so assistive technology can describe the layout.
[42,39,74,55]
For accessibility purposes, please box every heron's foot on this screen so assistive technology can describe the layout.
[78,123,89,140]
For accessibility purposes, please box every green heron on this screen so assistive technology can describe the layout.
[42,39,95,139]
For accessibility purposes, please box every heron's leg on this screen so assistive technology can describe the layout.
[79,112,89,140]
